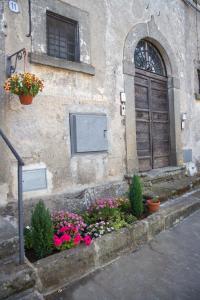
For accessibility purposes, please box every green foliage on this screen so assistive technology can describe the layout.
[111,214,128,230]
[24,227,33,250]
[83,207,120,225]
[116,197,130,213]
[151,196,159,203]
[124,213,137,224]
[31,201,53,259]
[129,175,144,218]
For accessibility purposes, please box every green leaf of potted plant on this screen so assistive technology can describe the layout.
[147,196,160,213]
[4,72,44,105]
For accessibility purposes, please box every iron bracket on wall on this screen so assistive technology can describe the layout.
[6,48,26,77]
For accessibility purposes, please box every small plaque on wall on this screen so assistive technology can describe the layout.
[8,1,20,13]
[22,168,47,192]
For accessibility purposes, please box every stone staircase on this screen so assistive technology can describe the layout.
[125,166,200,201]
[0,215,43,300]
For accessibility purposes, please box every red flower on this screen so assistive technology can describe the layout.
[53,235,62,247]
[60,226,69,233]
[61,233,71,243]
[73,234,82,245]
[84,235,92,246]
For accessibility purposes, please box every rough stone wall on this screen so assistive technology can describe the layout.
[0,1,10,185]
[1,0,200,203]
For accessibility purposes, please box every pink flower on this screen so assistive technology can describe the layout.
[59,226,69,233]
[74,234,82,245]
[61,233,71,243]
[53,235,62,247]
[84,235,92,246]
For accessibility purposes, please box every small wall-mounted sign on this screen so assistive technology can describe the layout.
[8,1,19,13]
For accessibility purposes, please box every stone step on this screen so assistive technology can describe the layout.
[143,174,200,201]
[0,215,18,259]
[125,166,200,202]
[140,166,187,185]
[0,256,36,300]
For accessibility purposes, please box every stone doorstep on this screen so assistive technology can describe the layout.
[143,175,200,201]
[32,191,200,296]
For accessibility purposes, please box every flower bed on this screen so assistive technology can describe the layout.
[24,197,141,262]
[25,176,148,261]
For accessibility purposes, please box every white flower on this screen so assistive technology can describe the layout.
[26,226,30,230]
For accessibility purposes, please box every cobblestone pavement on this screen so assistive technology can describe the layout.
[47,210,200,300]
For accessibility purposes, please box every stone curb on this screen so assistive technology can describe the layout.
[32,193,200,295]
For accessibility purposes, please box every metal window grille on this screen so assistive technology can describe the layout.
[46,11,80,62]
[134,40,166,76]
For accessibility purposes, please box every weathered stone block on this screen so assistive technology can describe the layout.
[34,244,96,294]
[164,200,200,229]
[94,228,132,265]
[129,221,148,246]
[0,262,36,300]
[147,213,165,239]
[0,236,19,260]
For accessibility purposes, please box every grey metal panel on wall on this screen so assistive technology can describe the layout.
[183,149,192,163]
[70,113,108,153]
[22,169,47,192]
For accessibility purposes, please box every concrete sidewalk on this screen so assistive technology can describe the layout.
[47,210,200,300]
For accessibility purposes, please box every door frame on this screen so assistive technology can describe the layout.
[135,68,170,171]
[123,18,183,174]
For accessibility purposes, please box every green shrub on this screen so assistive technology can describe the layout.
[31,201,53,259]
[129,175,144,218]
[124,214,137,224]
[24,226,33,250]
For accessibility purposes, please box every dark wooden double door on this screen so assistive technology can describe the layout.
[135,70,170,172]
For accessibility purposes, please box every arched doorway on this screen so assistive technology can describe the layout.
[134,40,170,171]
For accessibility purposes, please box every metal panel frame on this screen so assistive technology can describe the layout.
[69,113,108,155]
[22,168,47,192]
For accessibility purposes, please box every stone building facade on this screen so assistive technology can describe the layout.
[0,0,200,210]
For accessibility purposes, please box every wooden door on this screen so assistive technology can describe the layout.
[135,69,170,172]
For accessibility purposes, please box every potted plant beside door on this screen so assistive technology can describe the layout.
[4,72,44,105]
[147,196,160,213]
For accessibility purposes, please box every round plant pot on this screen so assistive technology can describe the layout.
[147,199,160,213]
[19,94,33,105]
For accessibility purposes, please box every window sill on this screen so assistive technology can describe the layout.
[195,93,200,100]
[29,52,95,76]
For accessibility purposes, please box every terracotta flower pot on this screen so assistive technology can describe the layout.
[147,199,160,213]
[19,94,33,105]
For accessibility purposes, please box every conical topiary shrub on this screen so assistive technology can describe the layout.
[129,175,144,218]
[31,200,53,259]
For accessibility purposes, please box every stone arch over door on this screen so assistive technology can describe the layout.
[123,17,182,174]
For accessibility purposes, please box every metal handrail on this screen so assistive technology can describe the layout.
[0,129,25,264]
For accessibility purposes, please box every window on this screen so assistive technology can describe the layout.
[46,11,80,62]
[134,40,166,76]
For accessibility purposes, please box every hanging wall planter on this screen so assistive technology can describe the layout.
[4,72,44,105]
[19,94,33,105]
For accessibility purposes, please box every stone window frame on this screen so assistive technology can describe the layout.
[46,10,80,62]
[30,0,95,76]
